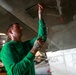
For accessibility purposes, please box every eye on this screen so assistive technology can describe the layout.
[16,26,21,29]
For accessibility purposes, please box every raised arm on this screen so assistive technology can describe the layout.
[37,4,47,42]
[30,4,47,46]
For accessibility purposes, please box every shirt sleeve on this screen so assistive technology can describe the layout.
[29,19,47,46]
[1,44,35,75]
[38,19,47,42]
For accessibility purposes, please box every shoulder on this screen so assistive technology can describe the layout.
[2,41,15,51]
[3,41,13,47]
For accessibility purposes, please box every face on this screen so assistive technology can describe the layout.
[11,24,22,38]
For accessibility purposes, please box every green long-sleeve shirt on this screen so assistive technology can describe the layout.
[1,19,47,75]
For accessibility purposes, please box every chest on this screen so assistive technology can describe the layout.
[13,43,31,58]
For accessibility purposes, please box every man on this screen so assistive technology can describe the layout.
[1,4,47,75]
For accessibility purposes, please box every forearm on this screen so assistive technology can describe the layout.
[39,13,41,20]
[2,52,35,75]
[38,3,43,20]
[38,19,47,42]
[12,54,34,75]
[1,46,35,75]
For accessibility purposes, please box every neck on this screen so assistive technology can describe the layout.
[12,37,21,42]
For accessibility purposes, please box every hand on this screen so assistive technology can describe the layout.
[38,4,43,20]
[33,37,44,50]
[30,37,44,55]
[38,4,43,14]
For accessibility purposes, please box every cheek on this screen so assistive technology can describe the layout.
[12,29,18,33]
[11,30,17,35]
[12,29,22,36]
